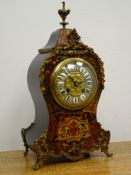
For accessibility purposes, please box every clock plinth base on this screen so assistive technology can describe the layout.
[24,122,112,170]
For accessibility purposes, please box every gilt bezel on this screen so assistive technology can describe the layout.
[50,57,98,110]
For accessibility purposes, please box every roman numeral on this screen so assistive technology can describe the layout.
[84,88,90,94]
[57,73,66,80]
[73,65,79,72]
[85,74,92,85]
[86,80,92,85]
[57,82,64,87]
[80,94,86,101]
[64,67,70,74]
[80,67,85,74]
[84,72,90,79]
[73,97,78,104]
[60,89,66,96]
[65,95,72,103]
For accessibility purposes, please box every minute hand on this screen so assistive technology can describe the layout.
[68,75,77,86]
[75,81,83,86]
[68,75,83,86]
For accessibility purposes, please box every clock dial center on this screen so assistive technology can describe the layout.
[65,72,85,96]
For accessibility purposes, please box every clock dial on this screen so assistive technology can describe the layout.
[50,58,98,110]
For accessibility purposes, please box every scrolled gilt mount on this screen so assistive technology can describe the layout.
[21,2,113,170]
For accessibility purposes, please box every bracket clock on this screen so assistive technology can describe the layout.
[21,2,113,170]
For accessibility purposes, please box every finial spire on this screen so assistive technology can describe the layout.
[58,1,70,28]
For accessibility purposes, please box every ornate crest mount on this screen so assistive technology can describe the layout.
[58,1,70,28]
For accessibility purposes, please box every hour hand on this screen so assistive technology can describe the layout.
[77,81,83,86]
[68,75,83,86]
[68,75,76,84]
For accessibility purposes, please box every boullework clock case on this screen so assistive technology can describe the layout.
[21,2,113,170]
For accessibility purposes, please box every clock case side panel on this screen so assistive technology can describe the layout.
[21,29,60,154]
[38,29,112,159]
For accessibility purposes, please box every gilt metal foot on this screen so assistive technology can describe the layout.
[104,150,113,157]
[33,155,47,170]
[33,159,41,170]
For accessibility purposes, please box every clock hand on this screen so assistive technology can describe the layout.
[68,75,83,87]
[74,80,83,86]
[77,81,83,85]
[68,75,77,86]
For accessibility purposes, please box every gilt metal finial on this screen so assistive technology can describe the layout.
[58,1,70,28]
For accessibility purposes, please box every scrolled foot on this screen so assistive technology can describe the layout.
[33,163,40,170]
[102,148,113,157]
[32,158,42,170]
[105,151,113,157]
